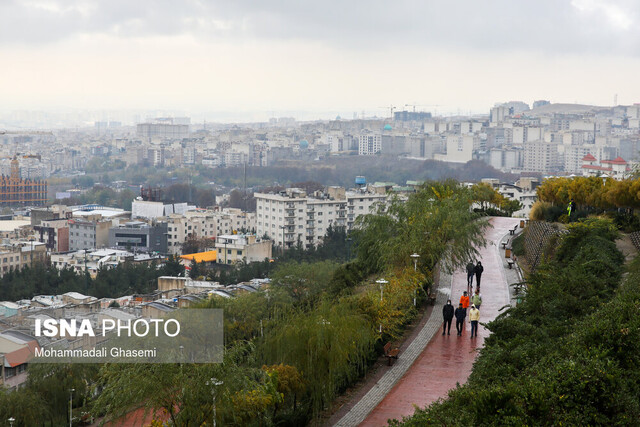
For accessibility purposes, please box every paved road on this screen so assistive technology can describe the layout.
[356,217,520,426]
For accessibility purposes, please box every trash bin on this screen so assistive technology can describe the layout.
[505,248,511,258]
[520,220,525,228]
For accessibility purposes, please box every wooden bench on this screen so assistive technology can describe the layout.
[383,342,399,366]
[428,293,437,305]
[507,259,515,269]
[509,225,518,235]
[501,238,510,249]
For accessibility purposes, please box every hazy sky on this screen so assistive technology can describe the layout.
[2,0,640,120]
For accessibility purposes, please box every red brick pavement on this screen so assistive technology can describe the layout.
[360,217,519,426]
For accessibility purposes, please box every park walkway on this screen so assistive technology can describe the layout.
[333,217,520,427]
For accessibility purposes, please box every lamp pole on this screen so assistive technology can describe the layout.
[206,377,224,427]
[8,417,15,427]
[69,388,75,427]
[84,250,89,294]
[375,278,388,333]
[410,253,420,306]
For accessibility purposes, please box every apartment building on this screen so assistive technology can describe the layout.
[164,209,256,254]
[481,178,539,218]
[108,221,168,254]
[34,218,69,252]
[255,186,386,249]
[0,331,40,391]
[0,241,47,276]
[215,234,272,265]
[136,123,190,139]
[51,249,164,276]
[68,219,112,251]
[358,129,382,155]
[523,141,560,174]
[434,135,479,163]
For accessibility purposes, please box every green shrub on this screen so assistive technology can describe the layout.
[511,233,524,257]
[393,218,630,426]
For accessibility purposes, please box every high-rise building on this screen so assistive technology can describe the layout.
[394,111,432,121]
[0,158,47,206]
[523,141,560,173]
[255,187,386,249]
[358,130,382,155]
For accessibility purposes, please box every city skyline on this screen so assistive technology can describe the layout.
[1,0,640,122]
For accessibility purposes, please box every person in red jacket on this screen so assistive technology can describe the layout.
[459,291,470,310]
[460,291,470,323]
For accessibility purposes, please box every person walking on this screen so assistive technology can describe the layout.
[459,291,470,311]
[442,299,454,335]
[567,198,575,218]
[471,289,482,309]
[459,291,470,324]
[474,261,484,289]
[469,304,480,338]
[455,303,466,336]
[466,261,475,293]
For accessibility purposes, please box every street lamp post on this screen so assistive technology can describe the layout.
[8,417,15,427]
[84,250,89,295]
[69,388,75,427]
[410,253,420,306]
[206,377,224,427]
[375,278,388,333]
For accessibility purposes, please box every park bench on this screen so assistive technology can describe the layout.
[501,238,510,249]
[507,259,515,269]
[509,225,518,235]
[383,342,399,366]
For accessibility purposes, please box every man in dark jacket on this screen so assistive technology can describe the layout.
[442,299,454,335]
[475,261,484,289]
[455,302,466,336]
[466,261,475,293]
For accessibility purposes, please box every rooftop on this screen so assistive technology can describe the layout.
[180,250,217,263]
[0,220,30,232]
[601,156,627,165]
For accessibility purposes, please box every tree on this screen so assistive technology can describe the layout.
[260,300,376,418]
[188,259,201,279]
[353,180,488,274]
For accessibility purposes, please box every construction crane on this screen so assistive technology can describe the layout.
[377,105,396,119]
